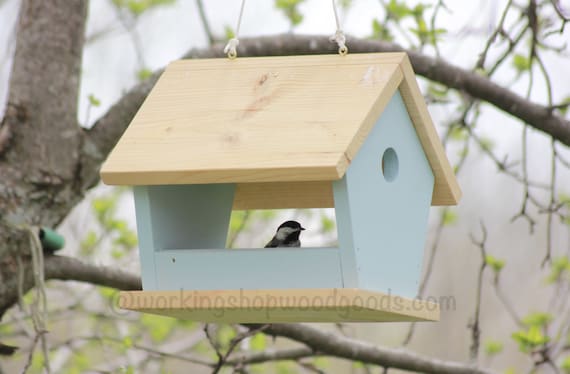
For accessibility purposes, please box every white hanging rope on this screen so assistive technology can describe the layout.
[223,0,246,59]
[224,0,347,58]
[330,0,348,55]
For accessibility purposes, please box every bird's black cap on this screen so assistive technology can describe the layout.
[277,220,305,231]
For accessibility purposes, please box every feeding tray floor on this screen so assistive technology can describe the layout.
[119,288,439,323]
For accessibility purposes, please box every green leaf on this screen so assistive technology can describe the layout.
[547,256,570,283]
[313,357,330,369]
[141,314,176,342]
[321,215,336,233]
[561,356,570,373]
[371,19,393,41]
[449,126,468,141]
[479,137,495,152]
[512,325,549,352]
[88,94,101,107]
[513,54,531,73]
[522,312,553,327]
[250,333,266,351]
[217,325,237,348]
[485,254,505,273]
[558,96,570,115]
[275,0,306,27]
[276,361,296,374]
[442,209,458,226]
[123,336,133,348]
[386,0,411,20]
[224,25,235,39]
[137,68,153,81]
[80,231,98,255]
[111,248,125,259]
[484,340,503,356]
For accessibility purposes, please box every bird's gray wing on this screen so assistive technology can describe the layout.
[264,238,280,248]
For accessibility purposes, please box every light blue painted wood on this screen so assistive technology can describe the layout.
[153,247,343,290]
[337,91,434,298]
[332,178,359,288]
[133,186,159,289]
[135,184,235,291]
[146,184,235,250]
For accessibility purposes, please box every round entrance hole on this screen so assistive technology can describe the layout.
[381,148,399,182]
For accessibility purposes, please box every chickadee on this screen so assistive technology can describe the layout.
[265,220,306,248]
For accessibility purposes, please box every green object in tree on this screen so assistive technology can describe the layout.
[39,227,65,252]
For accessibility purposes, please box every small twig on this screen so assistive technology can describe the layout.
[469,222,488,363]
[196,0,215,45]
[206,324,270,374]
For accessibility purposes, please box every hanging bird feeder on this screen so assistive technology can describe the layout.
[100,52,461,322]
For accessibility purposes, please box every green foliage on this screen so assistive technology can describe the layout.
[522,312,553,327]
[428,83,449,100]
[484,340,503,356]
[112,0,176,17]
[84,190,137,259]
[385,0,412,21]
[224,25,235,40]
[250,332,267,351]
[217,324,237,347]
[485,254,505,273]
[371,19,393,41]
[137,68,153,81]
[141,314,177,342]
[442,209,457,226]
[558,96,570,115]
[547,256,570,283]
[275,361,297,374]
[66,352,91,374]
[449,126,468,141]
[275,0,305,27]
[561,356,570,373]
[312,357,330,370]
[320,213,336,233]
[511,314,552,353]
[512,54,531,73]
[479,137,495,152]
[88,94,101,107]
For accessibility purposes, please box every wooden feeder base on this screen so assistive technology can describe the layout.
[118,289,439,323]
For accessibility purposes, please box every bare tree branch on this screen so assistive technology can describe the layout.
[0,254,140,317]
[44,255,141,290]
[248,324,497,374]
[226,347,315,366]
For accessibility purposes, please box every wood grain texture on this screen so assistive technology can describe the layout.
[118,288,439,323]
[233,181,333,209]
[101,53,460,205]
[397,55,462,205]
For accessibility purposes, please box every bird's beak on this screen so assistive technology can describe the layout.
[300,227,306,231]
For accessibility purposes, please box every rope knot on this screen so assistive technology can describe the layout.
[330,29,348,55]
[224,38,240,59]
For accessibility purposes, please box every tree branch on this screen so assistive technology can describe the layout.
[0,254,140,317]
[253,323,497,374]
[44,255,141,290]
[226,346,315,366]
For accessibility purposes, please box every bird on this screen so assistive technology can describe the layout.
[265,220,306,248]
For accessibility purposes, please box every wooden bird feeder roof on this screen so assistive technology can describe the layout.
[101,53,461,206]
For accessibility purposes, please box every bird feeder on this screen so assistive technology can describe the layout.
[101,53,461,323]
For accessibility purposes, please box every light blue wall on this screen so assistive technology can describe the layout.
[133,184,235,289]
[334,90,434,298]
[154,248,342,290]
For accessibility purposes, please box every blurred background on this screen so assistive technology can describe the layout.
[1,0,570,372]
